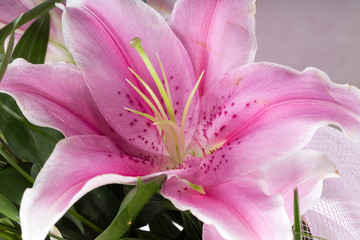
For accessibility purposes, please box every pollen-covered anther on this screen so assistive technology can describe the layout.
[125,37,204,168]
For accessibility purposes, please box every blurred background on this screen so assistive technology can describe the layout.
[255,0,360,87]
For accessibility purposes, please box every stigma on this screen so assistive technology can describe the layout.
[125,37,204,169]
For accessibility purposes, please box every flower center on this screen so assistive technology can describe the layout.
[126,38,203,169]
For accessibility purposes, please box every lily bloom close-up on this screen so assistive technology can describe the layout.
[1,0,360,239]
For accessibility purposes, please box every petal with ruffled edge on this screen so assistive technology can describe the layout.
[261,150,337,223]
[62,0,198,154]
[0,59,112,136]
[162,174,292,240]
[199,151,336,239]
[168,0,257,96]
[20,135,200,240]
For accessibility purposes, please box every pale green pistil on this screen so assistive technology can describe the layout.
[126,38,204,169]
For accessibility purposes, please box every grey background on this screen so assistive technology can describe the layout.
[255,0,360,87]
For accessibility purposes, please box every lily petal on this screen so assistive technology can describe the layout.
[0,59,111,136]
[202,224,225,240]
[146,0,176,18]
[261,150,337,222]
[20,135,165,240]
[191,63,360,178]
[62,0,198,154]
[162,174,292,240]
[169,0,257,96]
[0,0,34,28]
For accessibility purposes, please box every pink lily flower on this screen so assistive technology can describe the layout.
[0,0,72,63]
[1,0,360,239]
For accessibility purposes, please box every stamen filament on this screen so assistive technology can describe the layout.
[127,37,203,169]
[130,38,174,122]
[180,70,204,154]
[154,120,184,163]
[124,107,158,123]
[125,78,163,121]
[128,68,169,121]
[156,53,175,122]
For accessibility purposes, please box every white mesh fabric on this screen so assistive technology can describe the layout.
[303,126,360,239]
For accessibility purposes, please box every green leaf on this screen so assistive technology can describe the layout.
[96,177,165,240]
[0,222,21,240]
[74,186,120,229]
[134,193,176,228]
[0,193,19,222]
[0,93,63,168]
[0,166,32,205]
[0,231,20,240]
[0,0,64,53]
[181,211,201,240]
[148,212,181,239]
[0,14,22,81]
[0,54,15,66]
[293,188,301,240]
[136,229,170,240]
[12,13,50,64]
[63,211,85,235]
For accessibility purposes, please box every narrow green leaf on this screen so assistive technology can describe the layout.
[0,0,64,53]
[96,177,165,240]
[293,188,301,240]
[0,166,32,205]
[0,193,19,222]
[0,14,23,81]
[12,13,50,64]
[0,140,34,184]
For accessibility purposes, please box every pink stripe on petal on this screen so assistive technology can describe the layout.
[189,63,360,179]
[196,63,360,150]
[62,0,198,154]
[20,135,165,240]
[0,59,112,136]
[202,224,225,240]
[162,175,292,240]
[169,0,257,97]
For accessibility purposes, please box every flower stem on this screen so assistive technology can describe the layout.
[0,138,34,184]
[68,209,103,234]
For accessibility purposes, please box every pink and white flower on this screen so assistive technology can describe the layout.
[1,0,360,239]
